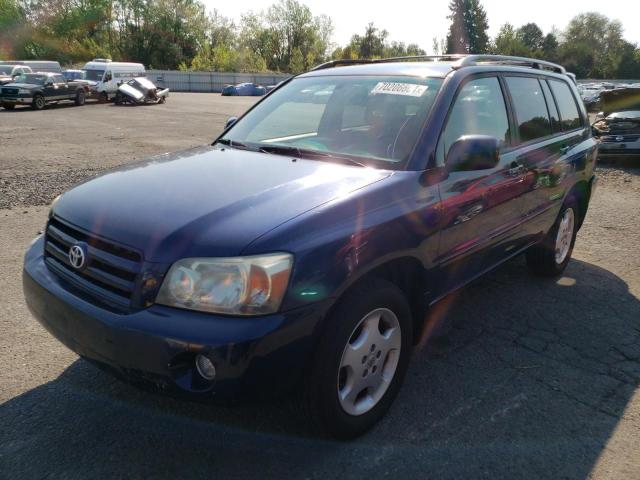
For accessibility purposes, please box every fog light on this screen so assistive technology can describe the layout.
[195,354,217,380]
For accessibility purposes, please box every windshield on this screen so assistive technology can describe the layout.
[64,71,85,80]
[220,75,443,169]
[13,74,46,85]
[0,66,13,75]
[83,69,104,81]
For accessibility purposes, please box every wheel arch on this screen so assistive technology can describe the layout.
[566,179,593,230]
[322,255,430,346]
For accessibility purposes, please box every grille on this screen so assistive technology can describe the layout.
[601,134,640,143]
[2,88,19,95]
[44,216,142,312]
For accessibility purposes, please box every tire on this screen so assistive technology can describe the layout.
[302,277,413,439]
[526,197,578,277]
[159,96,166,104]
[114,92,123,105]
[99,91,109,103]
[75,90,85,106]
[1,103,15,110]
[31,95,45,110]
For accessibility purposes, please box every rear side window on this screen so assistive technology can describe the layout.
[540,80,560,132]
[506,77,552,143]
[438,76,510,164]
[549,80,582,130]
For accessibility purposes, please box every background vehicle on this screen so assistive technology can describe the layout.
[593,86,640,158]
[0,60,62,73]
[82,59,145,102]
[221,82,267,96]
[0,64,31,85]
[23,55,597,439]
[115,77,169,105]
[0,72,86,110]
[62,69,96,94]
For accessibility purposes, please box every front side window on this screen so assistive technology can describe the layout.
[437,76,510,165]
[220,75,443,169]
[83,69,105,82]
[53,75,66,84]
[549,80,582,130]
[506,77,552,143]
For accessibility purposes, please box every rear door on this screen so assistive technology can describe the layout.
[503,75,591,242]
[434,75,530,293]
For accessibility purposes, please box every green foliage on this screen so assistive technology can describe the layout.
[1,0,639,78]
[446,0,490,54]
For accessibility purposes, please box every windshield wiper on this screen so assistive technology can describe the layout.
[256,144,367,167]
[216,138,256,151]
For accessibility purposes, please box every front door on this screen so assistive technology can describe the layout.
[433,75,529,294]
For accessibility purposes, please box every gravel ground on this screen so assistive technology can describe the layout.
[0,94,639,479]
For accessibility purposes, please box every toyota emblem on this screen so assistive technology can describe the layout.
[68,244,87,269]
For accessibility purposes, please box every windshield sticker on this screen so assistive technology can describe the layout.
[371,82,428,97]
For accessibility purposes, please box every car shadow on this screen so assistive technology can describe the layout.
[1,257,638,479]
[0,102,86,113]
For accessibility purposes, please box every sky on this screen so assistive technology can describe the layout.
[203,0,640,51]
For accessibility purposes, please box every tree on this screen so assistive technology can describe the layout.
[446,0,490,54]
[541,32,559,61]
[560,12,625,78]
[517,23,544,54]
[493,23,529,56]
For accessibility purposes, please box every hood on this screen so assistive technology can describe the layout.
[606,110,640,121]
[601,88,640,114]
[0,75,14,84]
[1,82,38,89]
[53,146,391,262]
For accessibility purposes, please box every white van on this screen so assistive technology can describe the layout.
[82,59,145,101]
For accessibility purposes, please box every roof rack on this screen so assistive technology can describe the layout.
[311,54,566,74]
[453,55,566,74]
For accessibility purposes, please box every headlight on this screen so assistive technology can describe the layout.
[19,89,31,94]
[156,253,293,315]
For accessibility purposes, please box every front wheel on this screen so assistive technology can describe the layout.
[302,278,413,439]
[526,198,578,277]
[31,95,46,110]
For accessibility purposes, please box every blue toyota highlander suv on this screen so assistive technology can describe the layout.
[23,55,598,438]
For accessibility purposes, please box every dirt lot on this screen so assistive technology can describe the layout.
[1,94,639,479]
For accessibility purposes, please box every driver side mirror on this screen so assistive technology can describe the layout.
[446,135,500,172]
[225,116,238,130]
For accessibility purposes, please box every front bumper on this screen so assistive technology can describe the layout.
[23,236,329,399]
[1,95,33,105]
[598,135,640,157]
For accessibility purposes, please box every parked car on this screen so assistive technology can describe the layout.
[0,64,32,85]
[115,77,169,105]
[592,87,640,158]
[23,55,597,439]
[0,72,86,110]
[0,60,62,73]
[82,59,146,102]
[61,69,96,95]
[221,82,267,96]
